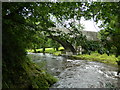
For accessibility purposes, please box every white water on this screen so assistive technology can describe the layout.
[27,52,120,88]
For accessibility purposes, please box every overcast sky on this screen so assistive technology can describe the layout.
[50,14,101,32]
[80,17,101,32]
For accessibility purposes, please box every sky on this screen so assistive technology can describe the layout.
[80,17,101,32]
[50,14,101,32]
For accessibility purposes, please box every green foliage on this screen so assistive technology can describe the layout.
[82,40,101,54]
[84,2,120,56]
[3,2,120,88]
[3,56,58,88]
[2,2,59,88]
[49,39,61,51]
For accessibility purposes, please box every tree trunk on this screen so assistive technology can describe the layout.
[33,45,36,53]
[43,47,45,55]
[56,47,59,51]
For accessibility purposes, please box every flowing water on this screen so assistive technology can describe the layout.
[27,52,120,88]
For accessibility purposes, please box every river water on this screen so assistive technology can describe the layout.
[27,52,120,88]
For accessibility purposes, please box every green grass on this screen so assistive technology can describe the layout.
[71,52,118,66]
[27,47,118,66]
[27,47,64,56]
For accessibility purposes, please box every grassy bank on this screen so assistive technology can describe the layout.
[21,59,58,88]
[27,47,118,66]
[69,52,118,66]
[3,57,58,88]
[27,47,64,56]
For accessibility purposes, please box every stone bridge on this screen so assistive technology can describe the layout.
[49,27,99,41]
[48,27,99,55]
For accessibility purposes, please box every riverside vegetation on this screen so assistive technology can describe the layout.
[3,2,120,88]
[3,53,58,88]
[27,47,118,67]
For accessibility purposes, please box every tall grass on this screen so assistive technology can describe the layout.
[72,52,118,66]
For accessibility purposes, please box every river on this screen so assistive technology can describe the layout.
[27,52,120,88]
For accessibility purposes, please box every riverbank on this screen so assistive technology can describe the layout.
[28,52,119,88]
[27,47,118,66]
[27,47,64,56]
[69,53,118,66]
[21,59,58,88]
[3,57,58,88]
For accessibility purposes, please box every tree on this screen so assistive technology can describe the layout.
[50,39,60,51]
[5,2,120,88]
[83,2,120,57]
[2,2,59,88]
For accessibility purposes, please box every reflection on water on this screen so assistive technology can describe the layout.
[27,52,120,88]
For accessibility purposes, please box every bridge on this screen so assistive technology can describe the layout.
[49,27,99,41]
[48,27,99,55]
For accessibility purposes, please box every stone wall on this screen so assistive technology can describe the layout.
[81,31,99,41]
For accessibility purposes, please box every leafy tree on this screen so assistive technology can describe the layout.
[83,2,120,57]
[2,2,58,88]
[49,39,60,51]
[4,2,120,88]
